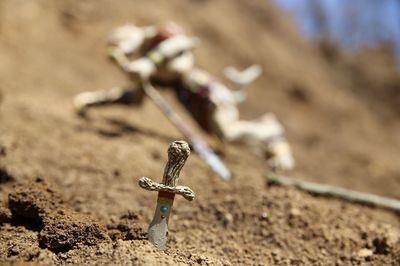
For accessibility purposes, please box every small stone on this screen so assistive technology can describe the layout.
[224,213,233,225]
[259,212,268,220]
[289,208,301,217]
[357,248,373,258]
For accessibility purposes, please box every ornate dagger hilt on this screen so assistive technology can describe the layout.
[138,140,195,250]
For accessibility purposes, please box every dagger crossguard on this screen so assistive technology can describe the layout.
[139,177,195,201]
[139,140,195,200]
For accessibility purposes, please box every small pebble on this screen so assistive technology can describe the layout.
[289,208,301,217]
[357,248,373,258]
[259,212,268,220]
[224,213,233,225]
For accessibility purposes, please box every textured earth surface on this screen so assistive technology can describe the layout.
[0,0,399,265]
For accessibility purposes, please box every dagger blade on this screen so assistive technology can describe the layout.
[148,191,175,250]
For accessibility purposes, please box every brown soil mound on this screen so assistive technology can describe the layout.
[0,0,399,265]
[7,180,108,252]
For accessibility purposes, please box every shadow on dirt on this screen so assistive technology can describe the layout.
[75,116,176,142]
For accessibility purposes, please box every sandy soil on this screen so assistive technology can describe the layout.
[0,0,399,265]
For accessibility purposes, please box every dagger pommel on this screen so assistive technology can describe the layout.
[162,140,190,187]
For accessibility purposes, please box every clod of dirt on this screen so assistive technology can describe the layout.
[0,168,14,184]
[39,212,107,252]
[8,182,62,223]
[372,237,391,255]
[7,182,108,252]
[0,206,12,223]
[2,225,41,261]
[107,211,147,241]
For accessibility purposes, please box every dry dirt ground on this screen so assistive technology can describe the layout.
[0,0,399,265]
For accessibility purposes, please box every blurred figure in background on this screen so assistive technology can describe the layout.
[73,22,295,171]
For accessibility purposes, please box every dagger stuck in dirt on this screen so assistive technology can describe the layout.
[139,140,195,250]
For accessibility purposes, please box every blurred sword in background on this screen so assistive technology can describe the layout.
[266,173,400,212]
